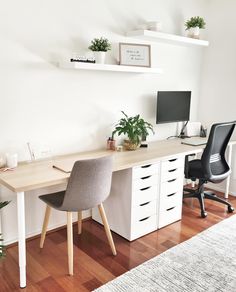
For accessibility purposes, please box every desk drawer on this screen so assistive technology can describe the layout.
[160,178,183,196]
[133,163,159,179]
[161,167,184,183]
[131,214,157,240]
[132,200,157,221]
[161,157,184,172]
[158,205,182,228]
[132,185,158,206]
[133,174,158,190]
[159,191,183,211]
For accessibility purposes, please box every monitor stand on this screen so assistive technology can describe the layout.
[178,121,190,139]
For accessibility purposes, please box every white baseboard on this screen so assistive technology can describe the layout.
[206,184,236,197]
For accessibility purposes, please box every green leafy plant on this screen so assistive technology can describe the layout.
[0,201,10,259]
[112,111,154,146]
[88,37,111,52]
[185,16,206,30]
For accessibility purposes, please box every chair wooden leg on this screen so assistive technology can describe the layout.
[98,203,117,256]
[40,205,51,248]
[78,211,82,234]
[67,212,73,276]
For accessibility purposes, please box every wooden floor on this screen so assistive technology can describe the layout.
[1,191,236,292]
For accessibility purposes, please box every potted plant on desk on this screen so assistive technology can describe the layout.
[112,111,154,150]
[0,201,10,259]
[88,37,111,64]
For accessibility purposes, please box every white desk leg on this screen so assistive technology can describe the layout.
[225,144,233,199]
[17,192,26,288]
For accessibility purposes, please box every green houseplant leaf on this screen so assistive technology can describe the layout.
[88,37,111,52]
[185,16,206,30]
[0,201,10,259]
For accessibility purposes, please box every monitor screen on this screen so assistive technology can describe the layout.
[156,91,191,124]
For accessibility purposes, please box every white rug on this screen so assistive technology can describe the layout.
[94,215,236,292]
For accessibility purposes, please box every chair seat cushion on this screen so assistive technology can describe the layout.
[186,159,206,179]
[39,191,65,210]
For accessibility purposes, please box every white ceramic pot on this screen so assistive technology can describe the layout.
[188,26,200,39]
[94,51,106,64]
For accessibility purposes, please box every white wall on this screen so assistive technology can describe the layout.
[0,0,208,244]
[199,0,236,194]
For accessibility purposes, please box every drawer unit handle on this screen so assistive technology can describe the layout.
[140,186,151,191]
[169,158,177,162]
[167,193,176,197]
[168,168,177,173]
[141,175,151,180]
[141,164,151,168]
[139,216,150,222]
[166,207,175,211]
[140,201,151,207]
[168,179,176,183]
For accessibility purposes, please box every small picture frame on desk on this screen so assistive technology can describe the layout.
[119,43,151,67]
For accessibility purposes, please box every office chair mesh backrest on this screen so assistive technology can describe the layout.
[201,122,235,182]
[61,156,113,211]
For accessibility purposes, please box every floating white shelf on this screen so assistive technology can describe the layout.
[60,62,162,74]
[126,30,209,47]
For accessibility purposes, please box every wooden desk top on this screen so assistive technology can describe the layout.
[0,139,234,193]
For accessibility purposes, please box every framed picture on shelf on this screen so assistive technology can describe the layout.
[119,43,151,67]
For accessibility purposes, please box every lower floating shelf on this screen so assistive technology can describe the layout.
[60,62,162,74]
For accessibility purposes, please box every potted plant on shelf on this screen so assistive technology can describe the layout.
[185,16,206,39]
[88,37,111,64]
[0,201,10,259]
[112,111,154,151]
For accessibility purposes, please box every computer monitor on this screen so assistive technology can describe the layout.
[156,91,191,124]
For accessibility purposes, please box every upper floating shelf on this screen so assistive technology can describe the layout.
[60,62,162,74]
[126,30,209,47]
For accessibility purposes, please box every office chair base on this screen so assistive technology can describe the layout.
[184,183,234,218]
[228,205,234,213]
[201,211,207,218]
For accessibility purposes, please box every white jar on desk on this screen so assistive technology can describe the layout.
[6,153,18,168]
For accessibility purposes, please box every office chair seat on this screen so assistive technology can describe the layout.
[39,191,65,210]
[186,159,205,179]
[184,121,235,218]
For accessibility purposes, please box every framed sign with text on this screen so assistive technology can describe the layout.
[119,43,151,67]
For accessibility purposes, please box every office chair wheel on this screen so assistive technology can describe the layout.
[201,211,207,218]
[228,206,234,213]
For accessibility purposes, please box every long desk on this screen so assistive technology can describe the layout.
[0,138,235,288]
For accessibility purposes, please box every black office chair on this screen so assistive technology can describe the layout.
[184,121,235,218]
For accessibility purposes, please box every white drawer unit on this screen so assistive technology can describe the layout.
[132,200,157,221]
[158,205,182,228]
[130,214,157,241]
[161,167,184,182]
[92,162,160,241]
[159,191,183,211]
[133,174,158,190]
[158,155,185,229]
[133,163,159,179]
[161,156,184,172]
[160,177,183,196]
[132,185,158,206]
[92,155,185,241]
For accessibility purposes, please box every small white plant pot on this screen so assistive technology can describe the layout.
[188,27,200,39]
[94,51,106,64]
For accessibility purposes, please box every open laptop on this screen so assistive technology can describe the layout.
[181,137,208,146]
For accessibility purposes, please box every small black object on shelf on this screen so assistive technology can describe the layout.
[70,58,95,64]
[140,144,148,148]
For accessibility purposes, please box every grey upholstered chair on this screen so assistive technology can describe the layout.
[39,156,116,276]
